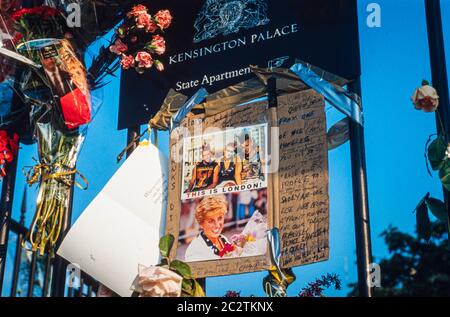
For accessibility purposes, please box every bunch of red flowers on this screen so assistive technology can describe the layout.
[11,5,61,20]
[218,243,236,258]
[110,4,172,74]
[0,131,19,177]
[11,5,66,45]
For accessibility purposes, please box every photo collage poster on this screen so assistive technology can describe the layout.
[166,89,329,278]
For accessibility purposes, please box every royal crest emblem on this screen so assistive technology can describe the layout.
[194,0,270,43]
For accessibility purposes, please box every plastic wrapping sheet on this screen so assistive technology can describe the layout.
[0,4,106,135]
[15,39,96,130]
[0,4,105,255]
[24,122,86,255]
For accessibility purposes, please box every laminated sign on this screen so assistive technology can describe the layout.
[166,89,329,277]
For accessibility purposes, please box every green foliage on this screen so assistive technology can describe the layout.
[170,260,192,279]
[414,193,448,241]
[439,161,450,192]
[159,234,174,259]
[415,195,432,242]
[428,134,447,171]
[425,197,448,222]
[158,234,205,297]
[348,223,450,297]
[426,133,450,192]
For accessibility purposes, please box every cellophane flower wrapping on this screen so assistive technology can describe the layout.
[16,38,93,131]
[4,6,102,255]
[26,122,85,256]
[229,210,268,257]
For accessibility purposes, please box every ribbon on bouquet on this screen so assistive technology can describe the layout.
[23,162,88,190]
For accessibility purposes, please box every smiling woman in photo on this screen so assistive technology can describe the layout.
[184,195,232,262]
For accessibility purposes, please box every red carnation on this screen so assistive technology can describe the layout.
[136,12,152,29]
[154,10,172,30]
[11,8,29,20]
[135,51,153,69]
[109,39,128,55]
[146,19,158,33]
[12,6,60,20]
[149,35,166,55]
[0,131,19,178]
[120,54,135,70]
[127,4,148,18]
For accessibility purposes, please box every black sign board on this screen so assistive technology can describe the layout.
[118,0,360,129]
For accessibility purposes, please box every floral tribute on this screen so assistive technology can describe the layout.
[411,80,449,241]
[411,80,440,113]
[11,6,68,46]
[131,234,205,297]
[0,130,19,177]
[110,4,172,74]
[8,4,91,256]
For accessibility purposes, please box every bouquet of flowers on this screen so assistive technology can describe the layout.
[3,5,97,256]
[0,130,19,177]
[110,4,172,74]
[230,211,268,257]
[11,6,92,130]
[24,123,86,256]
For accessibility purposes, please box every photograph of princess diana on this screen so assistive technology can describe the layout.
[181,124,267,200]
[176,188,268,263]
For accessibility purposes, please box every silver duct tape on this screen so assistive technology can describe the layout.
[267,228,282,269]
[150,89,188,131]
[170,88,209,131]
[264,228,297,297]
[328,117,350,151]
[290,62,363,126]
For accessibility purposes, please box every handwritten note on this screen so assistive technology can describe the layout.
[277,89,329,268]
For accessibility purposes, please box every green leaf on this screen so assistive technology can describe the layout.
[159,234,174,258]
[428,135,447,171]
[158,258,169,267]
[181,278,194,297]
[439,160,450,191]
[416,199,432,242]
[425,197,448,222]
[193,280,206,297]
[170,260,192,279]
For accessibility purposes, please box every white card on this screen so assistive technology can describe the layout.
[57,143,168,297]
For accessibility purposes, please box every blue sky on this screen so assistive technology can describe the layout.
[2,0,450,297]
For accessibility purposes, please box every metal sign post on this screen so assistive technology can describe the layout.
[425,0,450,239]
